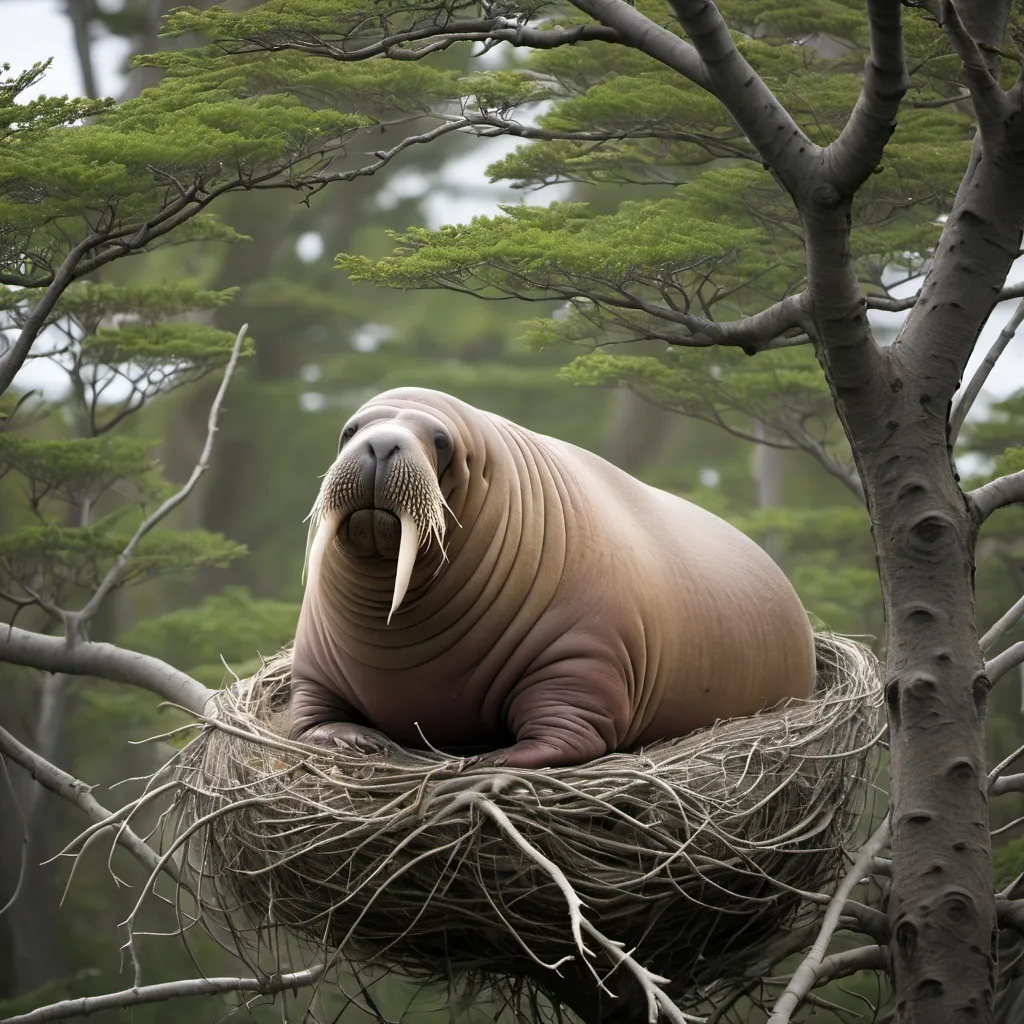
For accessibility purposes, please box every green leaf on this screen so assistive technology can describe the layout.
[119,586,299,677]
[0,435,162,505]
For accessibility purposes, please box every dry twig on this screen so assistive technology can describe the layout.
[134,633,882,1019]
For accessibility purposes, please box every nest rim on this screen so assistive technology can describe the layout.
[163,631,884,1017]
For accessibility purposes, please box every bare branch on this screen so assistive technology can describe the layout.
[661,0,817,187]
[969,469,1024,523]
[824,0,909,193]
[988,736,1024,793]
[464,112,759,164]
[812,944,889,986]
[238,18,622,61]
[0,625,213,715]
[697,293,812,353]
[980,592,1024,653]
[950,297,1024,441]
[3,965,326,1024]
[568,0,711,90]
[866,280,1024,313]
[767,818,890,1024]
[612,291,811,353]
[987,642,1024,687]
[931,0,1009,134]
[0,723,165,878]
[0,233,101,397]
[993,772,1024,796]
[73,324,248,635]
[305,118,478,187]
[424,788,700,1023]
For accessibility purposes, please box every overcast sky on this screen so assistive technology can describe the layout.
[6,0,1024,419]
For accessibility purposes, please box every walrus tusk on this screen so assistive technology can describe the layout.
[389,511,420,624]
[300,510,319,588]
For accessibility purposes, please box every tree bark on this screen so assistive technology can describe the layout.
[867,422,993,1020]
[803,207,1001,1022]
[791,54,1024,1022]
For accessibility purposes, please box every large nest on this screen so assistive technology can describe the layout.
[168,633,882,1019]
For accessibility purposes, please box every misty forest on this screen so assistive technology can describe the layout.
[1,2,1024,1024]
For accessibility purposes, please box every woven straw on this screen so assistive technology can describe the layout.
[166,632,882,1017]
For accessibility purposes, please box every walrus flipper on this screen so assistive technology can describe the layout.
[468,665,629,769]
[289,678,393,755]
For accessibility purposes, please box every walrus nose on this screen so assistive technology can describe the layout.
[366,429,407,463]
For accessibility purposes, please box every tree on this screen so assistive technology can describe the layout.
[4,2,1024,1023]
[127,2,1023,1021]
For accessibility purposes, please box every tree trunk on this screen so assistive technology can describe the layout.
[858,397,994,1020]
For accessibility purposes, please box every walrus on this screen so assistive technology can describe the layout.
[290,387,816,769]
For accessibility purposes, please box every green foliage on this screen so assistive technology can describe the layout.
[342,190,768,288]
[47,282,240,321]
[995,447,1024,476]
[0,61,109,141]
[994,837,1024,890]
[0,435,163,507]
[0,280,252,617]
[0,52,378,299]
[0,520,245,600]
[119,586,299,680]
[964,391,1024,458]
[85,321,247,369]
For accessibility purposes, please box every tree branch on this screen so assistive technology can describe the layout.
[0,724,165,879]
[812,944,889,986]
[3,965,326,1024]
[661,0,817,187]
[696,292,812,353]
[617,291,811,352]
[866,280,1024,313]
[568,0,711,91]
[0,626,213,715]
[464,112,758,163]
[237,18,622,61]
[73,325,248,636]
[993,772,1024,796]
[969,469,1024,523]
[767,819,890,1024]
[0,115,467,354]
[950,297,1024,442]
[305,118,480,186]
[932,0,1009,135]
[824,0,909,193]
[986,641,1024,686]
[980,592,1024,653]
[0,233,100,397]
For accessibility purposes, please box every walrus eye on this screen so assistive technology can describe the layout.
[340,424,358,445]
[434,432,449,451]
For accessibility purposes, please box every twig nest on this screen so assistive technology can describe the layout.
[170,633,881,1016]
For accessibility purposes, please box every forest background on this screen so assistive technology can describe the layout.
[0,1,1023,1021]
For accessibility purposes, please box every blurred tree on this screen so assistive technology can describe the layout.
[0,284,250,1002]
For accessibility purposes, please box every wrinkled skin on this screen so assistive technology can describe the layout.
[290,388,817,769]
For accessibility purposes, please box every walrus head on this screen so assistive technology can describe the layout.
[303,408,456,623]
